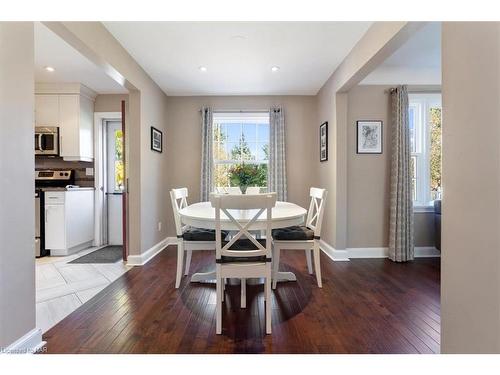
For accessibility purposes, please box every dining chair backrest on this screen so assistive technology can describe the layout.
[170,187,189,236]
[246,187,261,194]
[306,187,328,237]
[210,193,277,261]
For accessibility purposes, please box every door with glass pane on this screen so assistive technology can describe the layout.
[106,121,124,245]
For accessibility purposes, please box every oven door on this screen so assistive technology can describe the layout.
[35,128,59,156]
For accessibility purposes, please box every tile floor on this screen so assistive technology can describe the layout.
[36,246,132,333]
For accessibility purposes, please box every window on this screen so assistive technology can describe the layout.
[212,112,270,188]
[409,93,442,206]
[114,129,124,192]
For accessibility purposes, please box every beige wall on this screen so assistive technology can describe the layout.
[316,22,421,249]
[94,94,128,113]
[441,22,500,353]
[346,85,435,248]
[165,95,317,235]
[347,85,391,248]
[45,22,171,255]
[0,23,36,348]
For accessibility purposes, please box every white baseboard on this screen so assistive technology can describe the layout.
[347,246,441,259]
[347,247,388,258]
[127,237,176,266]
[2,328,45,354]
[319,240,350,261]
[414,246,441,258]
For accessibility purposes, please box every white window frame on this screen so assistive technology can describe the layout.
[409,93,442,208]
[212,112,270,187]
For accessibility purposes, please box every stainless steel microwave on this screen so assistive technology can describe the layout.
[35,126,59,156]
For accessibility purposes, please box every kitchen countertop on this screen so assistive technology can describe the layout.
[39,187,95,192]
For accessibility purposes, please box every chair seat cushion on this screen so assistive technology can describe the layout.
[219,238,270,263]
[272,226,315,241]
[182,227,228,241]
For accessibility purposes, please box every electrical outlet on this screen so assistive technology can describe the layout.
[86,168,94,176]
[158,222,162,232]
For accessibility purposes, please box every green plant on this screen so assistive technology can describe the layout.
[228,163,257,187]
[228,163,268,188]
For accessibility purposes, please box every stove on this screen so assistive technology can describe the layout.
[35,169,75,189]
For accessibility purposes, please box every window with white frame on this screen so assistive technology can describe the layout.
[212,112,270,188]
[409,93,442,207]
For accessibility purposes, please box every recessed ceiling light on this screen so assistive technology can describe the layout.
[271,66,280,72]
[199,66,207,72]
[44,66,55,72]
[231,35,247,41]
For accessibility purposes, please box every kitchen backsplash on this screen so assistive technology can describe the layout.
[35,157,94,187]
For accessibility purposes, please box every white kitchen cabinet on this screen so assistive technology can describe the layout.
[44,190,95,256]
[35,83,96,162]
[58,95,80,160]
[45,202,66,250]
[35,95,59,126]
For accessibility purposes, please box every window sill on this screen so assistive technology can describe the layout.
[413,205,435,213]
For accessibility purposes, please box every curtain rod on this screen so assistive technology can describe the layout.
[386,86,441,94]
[199,109,277,114]
[213,110,270,113]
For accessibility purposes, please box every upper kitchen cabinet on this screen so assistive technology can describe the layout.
[35,83,96,162]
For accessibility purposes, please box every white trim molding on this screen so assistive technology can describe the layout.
[127,237,176,266]
[2,328,45,354]
[348,246,441,259]
[413,205,435,213]
[319,240,350,261]
[414,246,441,258]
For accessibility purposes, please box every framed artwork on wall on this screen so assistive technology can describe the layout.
[356,120,383,154]
[320,121,328,162]
[151,126,163,153]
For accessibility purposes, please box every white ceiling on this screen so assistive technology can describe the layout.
[361,22,441,85]
[35,22,127,94]
[103,22,372,96]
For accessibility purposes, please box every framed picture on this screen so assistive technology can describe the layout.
[356,120,383,154]
[151,126,163,153]
[320,121,328,162]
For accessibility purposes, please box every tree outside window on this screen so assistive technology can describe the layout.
[213,114,269,190]
[409,93,442,206]
[114,129,124,192]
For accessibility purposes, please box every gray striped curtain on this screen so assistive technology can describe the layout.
[268,106,287,201]
[200,106,214,202]
[389,86,414,262]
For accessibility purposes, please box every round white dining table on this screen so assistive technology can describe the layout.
[178,201,307,283]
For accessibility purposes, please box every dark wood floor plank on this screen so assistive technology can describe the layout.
[42,246,440,354]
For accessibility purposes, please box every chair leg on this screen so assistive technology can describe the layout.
[216,276,223,335]
[241,278,246,308]
[221,278,225,302]
[265,269,272,334]
[272,247,280,289]
[175,241,184,289]
[305,249,313,274]
[184,249,192,276]
[313,241,322,288]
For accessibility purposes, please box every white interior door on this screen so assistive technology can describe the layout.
[106,120,124,245]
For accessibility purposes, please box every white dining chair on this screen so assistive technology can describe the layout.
[170,188,228,288]
[211,192,276,335]
[272,187,327,288]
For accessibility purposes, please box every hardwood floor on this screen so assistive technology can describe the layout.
[42,246,440,354]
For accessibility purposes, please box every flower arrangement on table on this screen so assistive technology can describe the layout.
[228,163,259,194]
